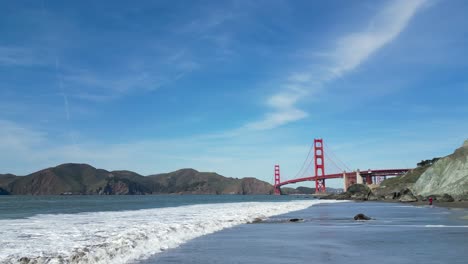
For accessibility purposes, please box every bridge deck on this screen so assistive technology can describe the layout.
[276,169,411,187]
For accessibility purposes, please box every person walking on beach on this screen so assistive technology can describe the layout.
[429,197,433,205]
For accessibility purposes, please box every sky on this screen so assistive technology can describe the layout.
[1,0,467,188]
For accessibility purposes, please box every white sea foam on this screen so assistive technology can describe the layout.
[0,200,344,264]
[425,225,468,228]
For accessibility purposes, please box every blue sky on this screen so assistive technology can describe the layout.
[1,0,467,188]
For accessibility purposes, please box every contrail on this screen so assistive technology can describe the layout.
[62,92,71,121]
[55,57,76,145]
[55,57,70,121]
[43,0,77,147]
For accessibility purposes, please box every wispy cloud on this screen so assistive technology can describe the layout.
[0,120,46,155]
[0,119,302,178]
[63,70,162,94]
[244,89,308,130]
[179,10,236,35]
[57,45,202,102]
[55,58,71,121]
[1,116,465,184]
[0,46,47,67]
[246,0,428,130]
[329,0,428,78]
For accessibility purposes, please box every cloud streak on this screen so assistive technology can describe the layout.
[0,46,47,67]
[55,58,70,121]
[329,0,428,78]
[246,0,428,130]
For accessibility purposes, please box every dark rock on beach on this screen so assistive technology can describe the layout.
[0,187,10,195]
[250,218,264,224]
[289,218,303,222]
[19,257,31,264]
[367,193,382,201]
[354,213,371,220]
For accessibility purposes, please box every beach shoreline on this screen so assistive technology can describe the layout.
[362,199,468,209]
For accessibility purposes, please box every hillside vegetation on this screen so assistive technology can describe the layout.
[413,140,468,197]
[0,164,273,195]
[325,139,468,203]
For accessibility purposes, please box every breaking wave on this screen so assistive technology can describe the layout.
[0,200,344,263]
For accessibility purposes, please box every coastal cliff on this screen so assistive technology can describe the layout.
[0,164,273,195]
[324,139,468,203]
[412,140,468,197]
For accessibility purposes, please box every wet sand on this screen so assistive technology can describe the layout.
[413,200,468,209]
[143,201,468,264]
[368,199,468,209]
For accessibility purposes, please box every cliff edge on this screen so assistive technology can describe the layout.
[412,140,468,198]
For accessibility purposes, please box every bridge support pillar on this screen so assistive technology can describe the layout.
[343,171,348,192]
[356,169,363,184]
[366,169,373,185]
[314,139,326,193]
[274,165,281,195]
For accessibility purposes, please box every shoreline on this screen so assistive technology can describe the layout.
[363,199,468,209]
[407,200,468,209]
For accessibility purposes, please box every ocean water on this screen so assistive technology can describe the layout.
[0,196,467,264]
[144,201,468,264]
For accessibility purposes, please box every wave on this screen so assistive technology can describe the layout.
[0,200,344,264]
[424,225,468,228]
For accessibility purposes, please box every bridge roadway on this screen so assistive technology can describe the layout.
[275,168,411,188]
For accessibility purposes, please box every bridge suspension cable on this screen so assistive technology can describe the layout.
[273,138,413,195]
[293,144,314,180]
[324,153,344,174]
[323,142,351,172]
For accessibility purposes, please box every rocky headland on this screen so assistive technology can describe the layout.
[323,139,468,207]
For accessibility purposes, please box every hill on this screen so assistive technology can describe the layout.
[412,140,468,198]
[147,169,272,194]
[328,139,468,203]
[0,164,273,195]
[376,139,468,200]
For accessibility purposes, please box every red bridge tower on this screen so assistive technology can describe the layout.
[314,138,326,193]
[274,164,281,195]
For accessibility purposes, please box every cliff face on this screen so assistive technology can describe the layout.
[325,140,468,203]
[239,178,273,194]
[0,164,273,195]
[374,165,430,197]
[412,141,468,198]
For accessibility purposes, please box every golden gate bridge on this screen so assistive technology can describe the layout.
[273,139,411,195]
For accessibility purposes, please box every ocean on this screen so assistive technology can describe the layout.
[0,195,467,264]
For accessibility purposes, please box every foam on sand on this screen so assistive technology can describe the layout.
[424,225,468,228]
[0,200,345,264]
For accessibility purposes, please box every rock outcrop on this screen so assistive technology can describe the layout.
[0,187,10,195]
[412,141,468,198]
[348,184,372,200]
[399,193,418,203]
[354,213,371,220]
[322,184,371,200]
[365,139,468,203]
[373,165,430,199]
[437,193,455,202]
[320,140,468,204]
